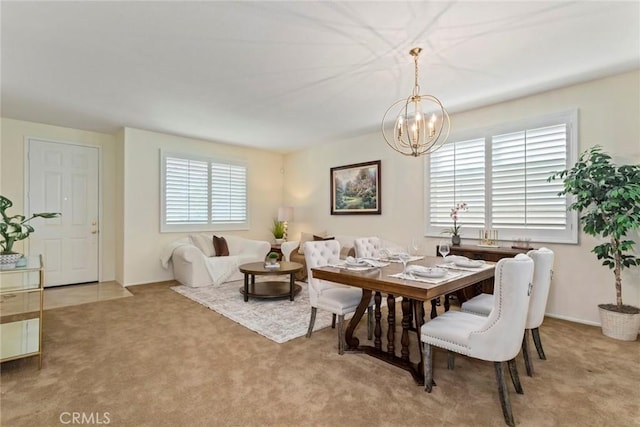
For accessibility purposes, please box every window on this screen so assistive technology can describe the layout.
[426,110,578,244]
[161,151,248,232]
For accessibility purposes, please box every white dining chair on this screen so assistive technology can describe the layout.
[461,248,555,376]
[421,254,534,427]
[354,237,382,258]
[304,240,373,354]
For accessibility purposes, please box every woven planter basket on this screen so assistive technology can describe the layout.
[598,305,640,341]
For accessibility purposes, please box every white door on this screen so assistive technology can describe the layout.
[28,139,99,287]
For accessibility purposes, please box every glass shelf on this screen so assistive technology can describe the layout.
[0,255,43,368]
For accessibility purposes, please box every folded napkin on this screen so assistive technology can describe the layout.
[379,248,407,258]
[442,255,469,263]
[345,256,388,268]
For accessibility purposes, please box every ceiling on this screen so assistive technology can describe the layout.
[2,1,639,153]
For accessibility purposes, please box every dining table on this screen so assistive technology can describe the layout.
[311,255,495,385]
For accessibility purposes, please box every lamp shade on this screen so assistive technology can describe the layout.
[277,206,294,222]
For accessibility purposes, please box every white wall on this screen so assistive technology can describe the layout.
[120,127,284,285]
[0,118,118,282]
[283,70,640,325]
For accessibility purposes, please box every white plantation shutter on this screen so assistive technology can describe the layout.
[492,124,567,230]
[211,163,247,223]
[161,152,248,231]
[429,138,485,229]
[426,110,577,243]
[164,157,208,225]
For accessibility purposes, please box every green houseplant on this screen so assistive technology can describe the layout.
[265,251,280,268]
[271,218,285,243]
[0,195,61,269]
[549,146,640,340]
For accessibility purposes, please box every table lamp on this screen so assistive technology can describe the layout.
[277,207,294,240]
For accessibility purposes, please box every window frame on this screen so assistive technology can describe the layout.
[425,109,579,244]
[160,150,249,233]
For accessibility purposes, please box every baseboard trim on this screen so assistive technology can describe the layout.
[545,312,600,327]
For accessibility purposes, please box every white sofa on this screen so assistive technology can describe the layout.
[162,234,271,287]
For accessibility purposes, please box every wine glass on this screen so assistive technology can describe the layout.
[439,240,450,260]
[398,252,411,276]
[410,238,420,256]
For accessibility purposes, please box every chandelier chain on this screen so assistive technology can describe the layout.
[413,52,421,96]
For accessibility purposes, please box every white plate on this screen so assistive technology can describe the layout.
[410,267,447,278]
[454,259,484,268]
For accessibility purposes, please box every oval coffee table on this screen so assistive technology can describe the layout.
[238,261,303,302]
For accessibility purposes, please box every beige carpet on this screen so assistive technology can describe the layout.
[171,281,337,343]
[1,281,639,427]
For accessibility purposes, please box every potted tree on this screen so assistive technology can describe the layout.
[271,219,286,244]
[549,146,640,340]
[0,195,61,269]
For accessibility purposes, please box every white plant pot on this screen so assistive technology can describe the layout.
[274,238,284,245]
[0,253,22,270]
[598,305,640,341]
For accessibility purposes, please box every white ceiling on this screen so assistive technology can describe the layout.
[2,1,639,153]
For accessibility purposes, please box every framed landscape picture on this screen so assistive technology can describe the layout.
[330,160,381,215]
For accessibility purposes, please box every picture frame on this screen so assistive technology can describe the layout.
[330,160,381,215]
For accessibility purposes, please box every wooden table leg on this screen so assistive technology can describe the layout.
[430,299,438,319]
[243,273,249,302]
[289,272,295,301]
[387,294,395,355]
[374,291,382,350]
[401,297,411,361]
[345,289,371,349]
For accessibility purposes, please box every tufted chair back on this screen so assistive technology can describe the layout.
[304,240,342,307]
[354,237,382,258]
[468,254,534,362]
[525,247,554,329]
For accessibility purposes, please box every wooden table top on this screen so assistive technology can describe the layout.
[311,256,495,301]
[239,261,303,275]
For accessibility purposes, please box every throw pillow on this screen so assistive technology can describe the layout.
[297,231,327,255]
[212,235,230,257]
[190,234,215,257]
[340,246,355,259]
[313,235,335,241]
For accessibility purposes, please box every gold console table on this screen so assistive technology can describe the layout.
[0,255,44,368]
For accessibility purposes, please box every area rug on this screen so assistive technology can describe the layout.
[171,280,337,344]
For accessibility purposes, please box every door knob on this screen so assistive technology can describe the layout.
[91,230,98,234]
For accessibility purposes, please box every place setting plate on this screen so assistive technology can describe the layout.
[438,256,491,271]
[338,257,388,271]
[453,258,484,268]
[405,265,447,278]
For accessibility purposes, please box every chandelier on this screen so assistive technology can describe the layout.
[382,47,450,157]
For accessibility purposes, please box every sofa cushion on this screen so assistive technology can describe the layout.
[213,235,230,256]
[190,234,215,257]
[340,246,356,259]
